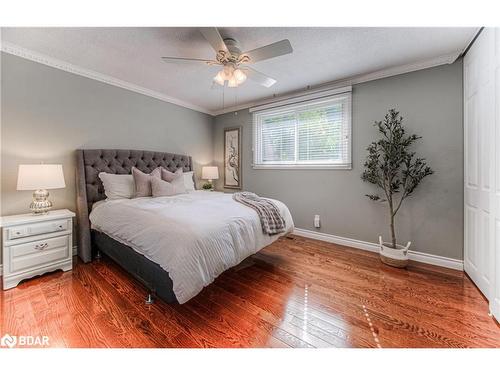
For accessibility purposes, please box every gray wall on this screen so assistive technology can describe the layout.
[214,61,464,260]
[0,52,464,262]
[1,53,214,254]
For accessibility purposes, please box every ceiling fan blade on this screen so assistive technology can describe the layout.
[199,27,229,54]
[241,67,277,88]
[241,39,293,64]
[161,56,219,65]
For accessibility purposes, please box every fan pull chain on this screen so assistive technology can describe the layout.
[222,85,225,110]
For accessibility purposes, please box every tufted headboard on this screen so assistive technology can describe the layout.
[75,149,193,263]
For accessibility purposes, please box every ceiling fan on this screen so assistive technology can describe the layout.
[161,27,293,88]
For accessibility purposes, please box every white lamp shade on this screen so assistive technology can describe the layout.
[17,164,66,190]
[201,166,219,180]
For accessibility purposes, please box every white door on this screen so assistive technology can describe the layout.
[491,28,500,320]
[464,28,496,299]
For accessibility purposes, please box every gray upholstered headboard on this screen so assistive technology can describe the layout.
[75,149,193,263]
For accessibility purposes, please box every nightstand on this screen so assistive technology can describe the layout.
[1,209,75,290]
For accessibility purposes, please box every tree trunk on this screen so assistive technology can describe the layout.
[388,198,397,249]
[390,214,397,249]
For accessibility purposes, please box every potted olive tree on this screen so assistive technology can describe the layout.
[361,109,433,268]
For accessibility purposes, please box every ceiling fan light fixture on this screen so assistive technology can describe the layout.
[214,65,246,87]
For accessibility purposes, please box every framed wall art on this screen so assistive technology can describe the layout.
[223,127,242,189]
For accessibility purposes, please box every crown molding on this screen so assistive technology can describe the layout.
[1,41,463,117]
[0,42,216,116]
[213,50,462,116]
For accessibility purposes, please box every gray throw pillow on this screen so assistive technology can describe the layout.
[132,167,161,197]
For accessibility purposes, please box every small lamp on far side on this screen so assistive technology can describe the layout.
[201,166,219,191]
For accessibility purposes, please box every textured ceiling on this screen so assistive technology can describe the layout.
[1,27,476,114]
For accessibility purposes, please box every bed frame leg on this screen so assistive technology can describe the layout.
[95,250,102,260]
[145,293,154,305]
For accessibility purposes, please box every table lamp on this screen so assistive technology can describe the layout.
[201,166,219,191]
[16,164,66,214]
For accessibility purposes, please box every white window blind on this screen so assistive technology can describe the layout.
[252,92,352,169]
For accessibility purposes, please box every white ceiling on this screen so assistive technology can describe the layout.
[1,27,477,114]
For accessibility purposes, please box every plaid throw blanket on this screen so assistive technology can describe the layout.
[233,192,286,235]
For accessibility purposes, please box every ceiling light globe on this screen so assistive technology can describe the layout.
[213,71,225,86]
[233,69,247,84]
[228,77,238,88]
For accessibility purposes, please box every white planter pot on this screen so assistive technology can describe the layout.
[378,236,411,268]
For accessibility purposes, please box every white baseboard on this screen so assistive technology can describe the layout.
[491,298,500,322]
[293,228,464,271]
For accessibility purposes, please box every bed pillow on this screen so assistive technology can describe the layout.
[151,176,175,197]
[171,171,187,194]
[161,168,195,191]
[160,167,179,182]
[183,171,196,192]
[132,167,161,197]
[98,173,135,200]
[160,168,188,194]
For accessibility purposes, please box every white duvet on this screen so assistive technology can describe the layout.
[89,191,294,303]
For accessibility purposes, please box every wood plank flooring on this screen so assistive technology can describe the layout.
[1,235,499,348]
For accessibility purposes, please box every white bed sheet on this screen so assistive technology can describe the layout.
[89,190,294,303]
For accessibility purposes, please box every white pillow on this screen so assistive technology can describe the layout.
[98,172,135,200]
[168,171,186,194]
[183,171,195,192]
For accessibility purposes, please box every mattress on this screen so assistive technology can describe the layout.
[89,190,294,303]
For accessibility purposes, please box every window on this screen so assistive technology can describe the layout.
[252,91,351,169]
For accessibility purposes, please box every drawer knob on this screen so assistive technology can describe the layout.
[35,243,49,250]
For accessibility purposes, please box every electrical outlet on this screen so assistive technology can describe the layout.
[314,214,321,228]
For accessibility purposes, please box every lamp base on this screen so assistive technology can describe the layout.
[202,179,215,191]
[30,189,52,215]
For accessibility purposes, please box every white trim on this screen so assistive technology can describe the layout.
[72,246,77,256]
[252,91,352,170]
[214,50,462,115]
[249,86,352,113]
[492,298,500,322]
[293,228,464,271]
[252,163,352,170]
[0,42,215,116]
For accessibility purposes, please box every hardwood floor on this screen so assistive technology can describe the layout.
[1,235,499,348]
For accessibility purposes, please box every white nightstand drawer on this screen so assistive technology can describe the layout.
[11,235,68,258]
[10,236,70,273]
[8,219,68,240]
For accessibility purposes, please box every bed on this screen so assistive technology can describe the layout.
[75,149,294,304]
